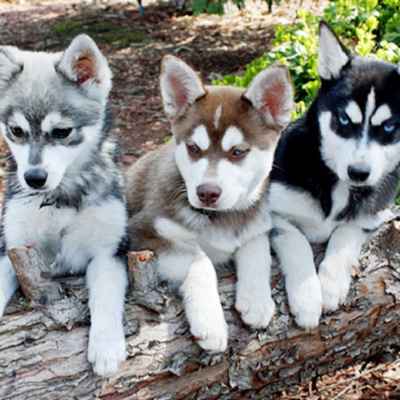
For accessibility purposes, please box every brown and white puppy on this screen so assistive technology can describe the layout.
[126,56,293,351]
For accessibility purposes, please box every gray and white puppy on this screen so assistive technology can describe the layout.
[126,56,293,351]
[0,35,128,376]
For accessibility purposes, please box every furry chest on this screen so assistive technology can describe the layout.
[197,216,271,264]
[198,230,241,264]
[269,181,351,243]
[4,195,76,250]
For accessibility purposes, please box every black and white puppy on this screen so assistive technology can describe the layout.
[268,22,400,328]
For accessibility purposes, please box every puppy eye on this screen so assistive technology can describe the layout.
[229,147,249,161]
[52,128,73,139]
[10,126,25,139]
[383,121,396,133]
[338,112,350,126]
[186,143,201,156]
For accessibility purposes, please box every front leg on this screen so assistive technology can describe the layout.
[0,255,18,316]
[60,198,128,376]
[319,224,367,311]
[271,215,322,329]
[181,251,228,352]
[235,234,275,329]
[87,252,128,376]
[158,248,228,352]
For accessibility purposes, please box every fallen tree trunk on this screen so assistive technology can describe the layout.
[1,220,400,400]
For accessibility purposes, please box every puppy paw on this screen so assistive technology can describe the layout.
[186,298,228,352]
[319,260,351,312]
[88,327,126,377]
[235,290,275,329]
[286,275,322,330]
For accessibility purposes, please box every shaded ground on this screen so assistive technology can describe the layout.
[0,1,399,398]
[0,0,291,162]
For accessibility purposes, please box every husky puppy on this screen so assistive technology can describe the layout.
[126,56,293,351]
[0,36,128,376]
[269,22,400,329]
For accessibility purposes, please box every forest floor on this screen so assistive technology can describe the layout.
[0,0,399,398]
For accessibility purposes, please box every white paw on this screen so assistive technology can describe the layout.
[286,275,322,330]
[235,290,275,329]
[185,298,228,352]
[88,327,126,377]
[319,260,351,312]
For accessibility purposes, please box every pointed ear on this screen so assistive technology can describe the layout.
[0,47,22,89]
[318,21,350,80]
[56,34,112,101]
[243,64,294,128]
[160,55,206,120]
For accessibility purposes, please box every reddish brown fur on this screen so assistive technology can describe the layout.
[125,85,283,255]
[173,86,280,154]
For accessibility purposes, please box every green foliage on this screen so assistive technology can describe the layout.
[215,0,400,118]
[191,0,276,15]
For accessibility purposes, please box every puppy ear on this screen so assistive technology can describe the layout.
[243,64,294,128]
[160,55,206,120]
[56,34,112,101]
[318,21,350,80]
[0,47,22,89]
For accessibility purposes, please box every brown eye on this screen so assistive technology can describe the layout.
[186,143,201,157]
[229,147,249,161]
[10,126,25,139]
[52,128,73,139]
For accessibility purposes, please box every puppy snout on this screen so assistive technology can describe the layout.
[347,163,370,183]
[24,168,48,189]
[196,184,222,206]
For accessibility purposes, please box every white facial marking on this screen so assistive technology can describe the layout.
[362,87,376,138]
[175,129,276,211]
[41,112,62,132]
[319,109,400,186]
[345,101,362,124]
[214,145,275,210]
[221,126,244,152]
[213,104,223,130]
[41,112,73,133]
[192,125,210,151]
[175,141,209,207]
[371,104,392,126]
[9,112,30,133]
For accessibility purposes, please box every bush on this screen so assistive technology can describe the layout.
[215,0,400,118]
[191,0,280,15]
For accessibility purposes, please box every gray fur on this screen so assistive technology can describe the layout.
[0,35,128,377]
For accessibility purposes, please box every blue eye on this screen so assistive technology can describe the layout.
[383,121,396,133]
[338,112,350,126]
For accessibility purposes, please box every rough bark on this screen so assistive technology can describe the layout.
[1,221,400,400]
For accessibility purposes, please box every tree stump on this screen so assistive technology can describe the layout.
[1,220,400,399]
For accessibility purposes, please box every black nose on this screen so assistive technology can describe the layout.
[24,168,48,189]
[196,184,222,206]
[347,163,370,182]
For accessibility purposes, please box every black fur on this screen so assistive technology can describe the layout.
[271,56,400,221]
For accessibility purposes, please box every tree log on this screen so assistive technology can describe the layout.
[1,220,400,399]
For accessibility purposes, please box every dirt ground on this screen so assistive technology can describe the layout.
[0,0,399,398]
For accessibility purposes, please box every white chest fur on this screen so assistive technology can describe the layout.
[3,195,76,251]
[268,181,352,243]
[198,216,270,264]
[155,210,272,265]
